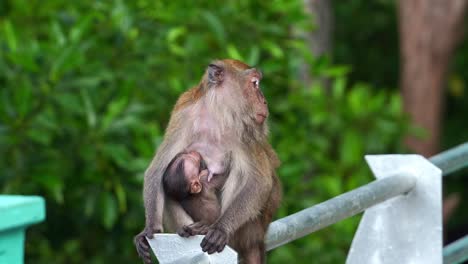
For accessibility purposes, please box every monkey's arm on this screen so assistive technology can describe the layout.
[141,93,196,233]
[134,142,172,264]
[201,165,273,254]
[265,144,281,169]
[142,157,166,234]
[135,110,192,263]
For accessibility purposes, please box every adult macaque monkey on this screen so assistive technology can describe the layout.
[134,59,281,264]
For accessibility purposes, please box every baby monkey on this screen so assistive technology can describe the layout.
[162,151,225,234]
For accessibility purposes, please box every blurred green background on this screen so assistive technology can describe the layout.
[0,0,466,263]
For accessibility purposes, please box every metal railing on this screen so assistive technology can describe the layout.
[265,173,416,250]
[444,235,468,264]
[149,142,468,264]
[430,142,468,176]
[265,142,468,263]
[431,142,468,264]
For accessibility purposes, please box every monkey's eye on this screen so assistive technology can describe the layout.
[251,78,259,89]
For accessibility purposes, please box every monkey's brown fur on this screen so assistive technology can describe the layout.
[134,59,281,264]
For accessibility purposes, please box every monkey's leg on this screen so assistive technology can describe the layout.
[163,198,194,232]
[139,199,196,263]
[240,244,265,264]
[229,218,267,264]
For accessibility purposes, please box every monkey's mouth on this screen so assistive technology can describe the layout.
[256,113,267,124]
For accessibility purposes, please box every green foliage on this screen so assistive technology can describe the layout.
[270,75,408,263]
[332,0,468,245]
[0,0,408,263]
[333,0,399,88]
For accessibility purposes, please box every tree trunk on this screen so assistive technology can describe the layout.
[398,0,467,156]
[301,0,334,87]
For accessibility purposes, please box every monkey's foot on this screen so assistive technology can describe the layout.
[201,227,228,254]
[178,222,210,237]
[134,228,160,264]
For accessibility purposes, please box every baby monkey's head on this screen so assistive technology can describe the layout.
[163,151,208,201]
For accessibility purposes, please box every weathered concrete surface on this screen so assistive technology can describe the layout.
[347,155,442,264]
[147,234,237,264]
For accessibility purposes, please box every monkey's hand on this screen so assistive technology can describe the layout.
[198,169,209,181]
[134,227,160,264]
[177,222,210,237]
[200,226,228,254]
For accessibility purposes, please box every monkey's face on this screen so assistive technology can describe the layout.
[242,68,268,124]
[204,59,269,126]
[182,152,203,194]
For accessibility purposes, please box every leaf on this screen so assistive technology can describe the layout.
[1,88,15,118]
[54,93,83,115]
[70,14,94,43]
[309,111,326,125]
[247,46,260,66]
[51,21,66,46]
[388,93,402,116]
[14,80,33,118]
[169,76,184,93]
[84,192,97,218]
[100,192,118,230]
[323,65,351,77]
[34,111,60,133]
[201,11,226,45]
[3,20,17,52]
[340,130,363,167]
[34,175,64,204]
[101,144,131,168]
[322,175,342,197]
[26,128,52,145]
[114,182,127,213]
[263,41,284,58]
[111,0,132,32]
[49,45,77,81]
[448,74,465,98]
[167,26,187,56]
[101,97,128,132]
[347,85,367,116]
[7,53,39,72]
[63,240,80,255]
[227,44,244,61]
[332,77,346,100]
[279,163,305,178]
[80,89,97,128]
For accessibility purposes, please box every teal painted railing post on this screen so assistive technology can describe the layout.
[0,195,46,264]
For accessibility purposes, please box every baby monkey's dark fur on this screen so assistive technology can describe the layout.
[162,151,224,226]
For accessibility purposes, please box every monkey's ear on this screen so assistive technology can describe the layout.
[208,64,224,85]
[190,180,202,194]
